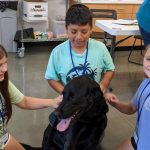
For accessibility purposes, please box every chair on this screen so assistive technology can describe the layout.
[128,35,144,65]
[90,9,117,45]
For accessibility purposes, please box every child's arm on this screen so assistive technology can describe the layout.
[48,79,64,94]
[100,71,114,93]
[15,95,63,109]
[105,92,136,115]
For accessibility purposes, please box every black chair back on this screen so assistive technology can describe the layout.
[90,9,117,20]
[90,9,117,43]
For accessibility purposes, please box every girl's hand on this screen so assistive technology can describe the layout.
[104,92,119,106]
[52,95,63,108]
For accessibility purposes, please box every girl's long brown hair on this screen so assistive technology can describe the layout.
[0,45,12,124]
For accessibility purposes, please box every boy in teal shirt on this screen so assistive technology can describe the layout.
[45,4,115,94]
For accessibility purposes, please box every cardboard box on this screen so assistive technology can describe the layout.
[23,0,48,22]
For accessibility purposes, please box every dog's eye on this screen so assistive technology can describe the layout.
[70,95,74,99]
[69,91,74,96]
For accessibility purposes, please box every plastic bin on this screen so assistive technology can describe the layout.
[51,18,66,38]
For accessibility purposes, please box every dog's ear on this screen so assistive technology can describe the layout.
[84,85,101,109]
[88,84,108,110]
[88,85,103,100]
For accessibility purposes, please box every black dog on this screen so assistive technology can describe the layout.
[42,76,108,150]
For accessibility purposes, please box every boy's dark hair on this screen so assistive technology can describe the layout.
[65,4,92,28]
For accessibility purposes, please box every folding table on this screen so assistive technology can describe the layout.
[95,20,140,60]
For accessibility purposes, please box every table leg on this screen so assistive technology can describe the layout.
[110,35,133,61]
[110,36,116,61]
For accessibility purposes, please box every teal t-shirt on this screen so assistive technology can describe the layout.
[136,0,150,32]
[45,39,115,86]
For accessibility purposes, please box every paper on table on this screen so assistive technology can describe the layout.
[113,19,138,25]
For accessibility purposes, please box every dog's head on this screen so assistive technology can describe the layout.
[54,76,108,132]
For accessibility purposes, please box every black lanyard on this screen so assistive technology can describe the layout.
[69,41,88,76]
[0,95,5,129]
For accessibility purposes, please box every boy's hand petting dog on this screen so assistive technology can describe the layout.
[104,92,119,107]
[100,83,107,94]
[52,95,63,108]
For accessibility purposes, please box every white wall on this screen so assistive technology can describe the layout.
[47,0,67,20]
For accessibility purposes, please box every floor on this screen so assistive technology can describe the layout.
[7,46,145,150]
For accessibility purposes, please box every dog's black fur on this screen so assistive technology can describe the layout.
[42,76,108,150]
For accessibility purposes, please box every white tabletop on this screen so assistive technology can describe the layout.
[95,20,140,36]
[78,0,143,4]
